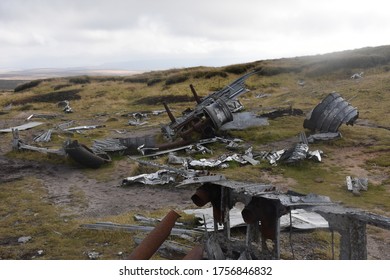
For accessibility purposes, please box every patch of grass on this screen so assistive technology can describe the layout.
[366,154,390,167]
[0,177,193,260]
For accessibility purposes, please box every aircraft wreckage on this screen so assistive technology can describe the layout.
[9,72,361,168]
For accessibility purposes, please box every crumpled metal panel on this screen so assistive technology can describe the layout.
[122,170,176,186]
[303,92,359,132]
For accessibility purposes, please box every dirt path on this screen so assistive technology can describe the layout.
[0,155,196,218]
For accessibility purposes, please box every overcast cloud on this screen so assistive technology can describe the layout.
[1,0,389,70]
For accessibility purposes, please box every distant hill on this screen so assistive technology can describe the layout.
[0,67,140,81]
[2,44,390,90]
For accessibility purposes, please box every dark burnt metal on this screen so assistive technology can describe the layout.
[203,99,233,129]
[64,140,111,168]
[161,71,256,142]
[303,92,359,132]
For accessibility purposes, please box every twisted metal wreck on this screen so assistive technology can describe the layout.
[303,92,359,133]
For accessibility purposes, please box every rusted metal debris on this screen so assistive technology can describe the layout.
[129,210,181,260]
[182,177,390,260]
[303,92,359,132]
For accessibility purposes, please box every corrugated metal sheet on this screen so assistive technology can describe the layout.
[303,93,359,132]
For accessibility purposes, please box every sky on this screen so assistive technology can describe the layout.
[1,0,390,71]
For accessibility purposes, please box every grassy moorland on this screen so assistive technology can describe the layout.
[0,45,389,259]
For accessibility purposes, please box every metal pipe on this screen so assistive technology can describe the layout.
[190,84,202,104]
[129,210,181,260]
[163,102,176,123]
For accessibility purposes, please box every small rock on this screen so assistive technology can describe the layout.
[37,250,44,256]
[314,177,324,183]
[18,236,32,244]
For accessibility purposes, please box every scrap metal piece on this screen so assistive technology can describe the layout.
[178,174,226,187]
[122,170,176,186]
[92,138,128,153]
[351,72,363,79]
[65,125,105,132]
[307,132,342,143]
[12,129,65,156]
[56,120,75,130]
[64,140,111,168]
[266,150,285,165]
[128,119,148,126]
[279,209,329,230]
[307,150,322,162]
[129,157,200,179]
[303,92,359,132]
[58,100,73,113]
[227,99,244,112]
[161,71,256,141]
[0,121,43,133]
[346,176,368,195]
[33,129,53,142]
[242,147,260,165]
[280,143,309,163]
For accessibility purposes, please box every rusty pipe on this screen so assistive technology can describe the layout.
[190,84,202,104]
[191,188,211,207]
[163,102,176,123]
[129,210,181,260]
[182,244,204,260]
